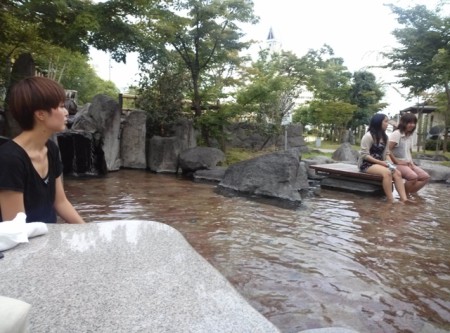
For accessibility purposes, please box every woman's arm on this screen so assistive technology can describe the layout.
[54,177,85,224]
[360,134,388,167]
[359,133,372,159]
[360,134,385,165]
[0,190,25,221]
[388,131,407,165]
[387,141,401,164]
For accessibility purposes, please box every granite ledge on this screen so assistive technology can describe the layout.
[0,220,278,333]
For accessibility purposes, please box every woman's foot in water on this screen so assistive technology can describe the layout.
[399,198,415,205]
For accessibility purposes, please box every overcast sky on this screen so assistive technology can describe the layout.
[90,0,445,116]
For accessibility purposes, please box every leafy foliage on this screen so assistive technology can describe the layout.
[136,55,189,137]
[135,0,258,144]
[0,0,145,99]
[385,3,450,151]
[348,71,386,128]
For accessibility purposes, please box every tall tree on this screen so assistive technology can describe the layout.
[0,0,145,92]
[304,45,352,102]
[385,3,450,151]
[234,49,312,147]
[138,0,258,118]
[299,45,357,141]
[349,71,386,131]
[136,52,190,137]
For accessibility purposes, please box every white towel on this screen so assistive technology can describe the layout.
[0,213,48,251]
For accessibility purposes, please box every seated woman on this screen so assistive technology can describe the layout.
[359,113,411,204]
[388,113,430,195]
[0,76,85,223]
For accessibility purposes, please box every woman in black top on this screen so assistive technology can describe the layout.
[0,76,85,223]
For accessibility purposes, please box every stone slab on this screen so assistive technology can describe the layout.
[320,177,384,195]
[0,221,279,333]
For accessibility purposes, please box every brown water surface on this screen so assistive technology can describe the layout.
[64,170,450,333]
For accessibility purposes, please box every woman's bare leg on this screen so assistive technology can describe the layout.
[404,179,417,195]
[392,170,409,202]
[409,179,430,193]
[366,165,394,202]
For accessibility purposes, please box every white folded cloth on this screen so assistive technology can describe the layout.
[0,213,48,251]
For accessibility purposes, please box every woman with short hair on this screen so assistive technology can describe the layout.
[0,76,85,223]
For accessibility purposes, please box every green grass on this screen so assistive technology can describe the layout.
[225,142,450,167]
[224,147,277,166]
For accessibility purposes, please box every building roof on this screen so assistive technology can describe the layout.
[400,105,437,114]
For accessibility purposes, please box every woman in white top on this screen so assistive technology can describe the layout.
[388,113,430,195]
[359,113,411,203]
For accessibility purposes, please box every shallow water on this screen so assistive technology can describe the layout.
[64,170,450,333]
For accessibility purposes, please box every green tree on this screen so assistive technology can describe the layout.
[136,54,190,137]
[235,49,312,147]
[348,71,386,141]
[137,0,258,144]
[298,45,356,141]
[301,45,350,101]
[0,0,145,93]
[34,46,119,104]
[385,3,450,151]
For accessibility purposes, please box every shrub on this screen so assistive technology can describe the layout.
[425,139,450,151]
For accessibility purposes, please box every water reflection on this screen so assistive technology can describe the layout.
[64,169,450,332]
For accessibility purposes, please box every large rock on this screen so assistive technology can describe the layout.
[120,110,146,169]
[218,149,308,204]
[226,123,308,152]
[0,221,280,333]
[57,131,107,177]
[147,118,197,173]
[416,160,450,182]
[193,167,227,183]
[148,136,181,173]
[179,147,226,173]
[277,124,309,152]
[332,142,359,164]
[72,94,122,171]
[172,118,197,151]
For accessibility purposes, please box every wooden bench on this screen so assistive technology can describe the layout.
[310,163,385,195]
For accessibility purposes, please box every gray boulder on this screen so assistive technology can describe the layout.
[148,136,181,173]
[72,94,122,171]
[332,142,359,164]
[147,118,197,173]
[276,124,309,152]
[416,160,450,182]
[172,118,197,151]
[179,147,226,173]
[120,110,147,169]
[193,167,227,183]
[218,149,308,204]
[303,156,335,179]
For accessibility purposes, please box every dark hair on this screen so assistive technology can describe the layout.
[368,113,388,144]
[8,76,66,131]
[397,112,417,134]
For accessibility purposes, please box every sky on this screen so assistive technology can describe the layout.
[89,0,445,117]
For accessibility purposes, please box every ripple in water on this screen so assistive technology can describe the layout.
[64,170,450,333]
